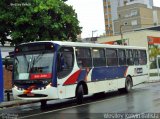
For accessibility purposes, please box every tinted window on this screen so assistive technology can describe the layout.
[133,50,139,65]
[57,47,74,79]
[118,49,126,65]
[126,49,134,65]
[106,49,118,66]
[76,48,92,68]
[92,48,106,67]
[139,50,147,65]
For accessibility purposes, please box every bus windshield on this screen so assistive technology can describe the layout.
[14,52,54,80]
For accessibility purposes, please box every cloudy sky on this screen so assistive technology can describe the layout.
[66,0,160,38]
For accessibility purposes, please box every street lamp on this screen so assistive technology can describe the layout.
[91,30,97,42]
[92,30,97,38]
[120,24,124,39]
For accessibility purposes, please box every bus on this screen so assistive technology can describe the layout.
[10,41,149,107]
[0,49,3,102]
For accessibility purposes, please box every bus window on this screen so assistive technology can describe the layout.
[57,47,74,79]
[92,48,106,67]
[76,48,92,68]
[126,49,134,65]
[139,50,147,65]
[118,49,126,66]
[133,50,139,65]
[106,49,118,66]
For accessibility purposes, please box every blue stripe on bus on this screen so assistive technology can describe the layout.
[91,66,128,81]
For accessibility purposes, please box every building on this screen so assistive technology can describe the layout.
[114,4,160,35]
[103,0,153,36]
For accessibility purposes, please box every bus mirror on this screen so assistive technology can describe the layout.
[4,55,14,72]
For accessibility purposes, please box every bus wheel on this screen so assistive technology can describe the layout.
[76,85,84,104]
[40,100,47,109]
[118,76,132,93]
[124,76,132,93]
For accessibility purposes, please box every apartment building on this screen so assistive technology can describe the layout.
[114,4,160,35]
[103,0,153,36]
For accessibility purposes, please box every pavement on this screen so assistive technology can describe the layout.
[0,76,159,109]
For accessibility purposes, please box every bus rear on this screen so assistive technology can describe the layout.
[12,42,58,100]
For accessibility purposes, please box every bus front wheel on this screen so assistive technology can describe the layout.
[40,100,47,109]
[76,85,84,104]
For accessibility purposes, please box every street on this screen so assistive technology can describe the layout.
[1,82,160,119]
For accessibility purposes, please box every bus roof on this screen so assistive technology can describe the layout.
[20,41,147,50]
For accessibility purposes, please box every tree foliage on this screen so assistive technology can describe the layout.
[0,0,81,45]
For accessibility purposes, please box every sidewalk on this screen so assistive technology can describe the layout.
[0,100,38,108]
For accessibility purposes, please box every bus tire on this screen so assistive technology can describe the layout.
[124,76,132,93]
[40,100,47,109]
[76,85,84,104]
[119,76,132,93]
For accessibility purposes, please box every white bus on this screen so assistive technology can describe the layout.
[11,41,149,107]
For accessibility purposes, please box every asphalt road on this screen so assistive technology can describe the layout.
[1,82,160,119]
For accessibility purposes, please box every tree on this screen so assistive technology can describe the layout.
[0,0,82,46]
[149,45,160,69]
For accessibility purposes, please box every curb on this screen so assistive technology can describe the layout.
[0,100,39,108]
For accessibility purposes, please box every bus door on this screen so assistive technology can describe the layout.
[56,47,74,99]
[0,49,3,102]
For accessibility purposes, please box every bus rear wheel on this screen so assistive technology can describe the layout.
[119,76,132,93]
[76,85,84,104]
[125,76,132,93]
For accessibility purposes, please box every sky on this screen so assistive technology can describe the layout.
[66,0,160,38]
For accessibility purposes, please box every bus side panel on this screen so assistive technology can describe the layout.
[0,50,3,102]
[125,65,149,86]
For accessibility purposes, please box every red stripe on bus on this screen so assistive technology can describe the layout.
[63,69,81,85]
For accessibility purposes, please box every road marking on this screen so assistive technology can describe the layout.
[19,95,127,119]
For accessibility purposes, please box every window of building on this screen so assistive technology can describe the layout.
[92,48,106,67]
[131,20,138,26]
[106,49,118,66]
[131,10,138,16]
[76,48,92,68]
[57,47,74,78]
[118,49,126,65]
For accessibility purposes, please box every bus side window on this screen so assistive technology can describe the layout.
[133,50,139,65]
[126,49,134,65]
[76,48,92,68]
[106,49,118,66]
[92,48,106,67]
[139,50,147,65]
[57,47,74,79]
[118,49,126,66]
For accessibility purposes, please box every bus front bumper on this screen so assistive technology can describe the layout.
[12,85,59,100]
